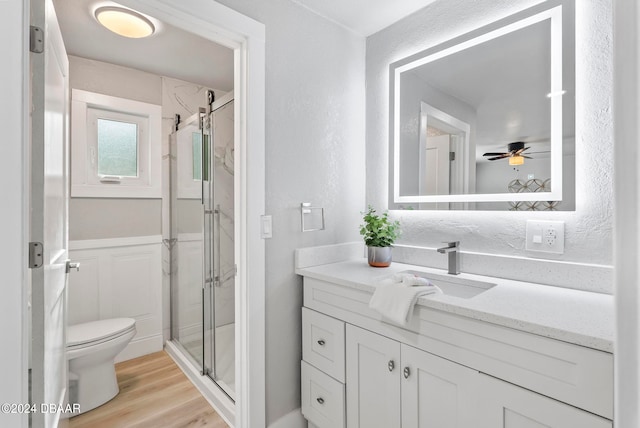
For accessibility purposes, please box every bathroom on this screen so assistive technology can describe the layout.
[1,0,639,427]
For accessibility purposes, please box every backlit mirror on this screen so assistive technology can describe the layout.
[389,0,575,210]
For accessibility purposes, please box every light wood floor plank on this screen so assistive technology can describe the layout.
[70,351,230,428]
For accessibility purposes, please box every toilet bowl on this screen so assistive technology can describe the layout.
[67,318,136,414]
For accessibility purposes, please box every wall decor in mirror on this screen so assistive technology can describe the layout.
[389,0,575,211]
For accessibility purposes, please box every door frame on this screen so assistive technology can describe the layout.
[115,2,266,426]
[613,0,640,426]
[4,0,266,427]
[1,0,30,426]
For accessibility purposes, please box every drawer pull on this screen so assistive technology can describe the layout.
[403,367,410,379]
[317,339,326,346]
[388,360,395,372]
[316,397,325,405]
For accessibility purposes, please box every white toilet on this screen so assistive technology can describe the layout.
[67,318,136,414]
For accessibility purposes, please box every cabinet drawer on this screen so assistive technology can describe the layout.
[301,361,345,428]
[303,307,345,382]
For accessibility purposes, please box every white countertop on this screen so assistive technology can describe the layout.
[296,259,615,353]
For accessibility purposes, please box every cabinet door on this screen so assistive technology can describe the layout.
[346,325,401,428]
[401,344,478,428]
[477,374,612,428]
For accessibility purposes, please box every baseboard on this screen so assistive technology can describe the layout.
[165,341,235,427]
[268,408,306,428]
[115,334,163,363]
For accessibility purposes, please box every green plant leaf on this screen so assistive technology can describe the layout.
[359,205,401,247]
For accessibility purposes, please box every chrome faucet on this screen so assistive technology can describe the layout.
[437,241,460,275]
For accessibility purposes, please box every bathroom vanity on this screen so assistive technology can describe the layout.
[297,259,613,428]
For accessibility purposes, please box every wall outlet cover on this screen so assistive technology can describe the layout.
[525,220,565,254]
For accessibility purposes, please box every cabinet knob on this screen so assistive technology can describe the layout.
[403,367,410,379]
[388,360,395,372]
[316,397,324,405]
[317,339,326,346]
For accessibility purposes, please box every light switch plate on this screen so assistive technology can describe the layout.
[261,215,272,239]
[526,220,564,254]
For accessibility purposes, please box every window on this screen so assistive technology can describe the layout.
[97,118,138,177]
[71,89,162,198]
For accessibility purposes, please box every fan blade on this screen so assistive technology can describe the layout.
[514,147,531,155]
[483,152,509,156]
[522,156,533,159]
[488,156,507,161]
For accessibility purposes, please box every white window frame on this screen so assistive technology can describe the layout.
[71,89,162,198]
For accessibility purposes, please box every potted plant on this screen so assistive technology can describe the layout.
[359,206,401,267]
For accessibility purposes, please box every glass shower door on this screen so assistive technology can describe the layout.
[170,111,206,369]
[203,97,236,399]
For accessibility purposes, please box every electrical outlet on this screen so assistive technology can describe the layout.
[526,220,564,254]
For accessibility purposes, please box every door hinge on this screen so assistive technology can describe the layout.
[30,26,44,54]
[28,242,44,269]
[450,151,456,161]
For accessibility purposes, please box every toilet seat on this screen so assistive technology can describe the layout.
[68,318,136,349]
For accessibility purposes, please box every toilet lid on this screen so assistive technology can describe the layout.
[67,318,136,347]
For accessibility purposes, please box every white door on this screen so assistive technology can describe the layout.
[420,134,450,210]
[401,344,478,428]
[346,325,401,428]
[476,374,612,428]
[30,0,70,426]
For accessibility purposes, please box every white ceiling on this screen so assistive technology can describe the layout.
[291,0,437,36]
[53,0,234,91]
[52,0,437,90]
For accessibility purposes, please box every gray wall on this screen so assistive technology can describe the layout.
[367,0,613,265]
[68,56,163,240]
[217,0,366,424]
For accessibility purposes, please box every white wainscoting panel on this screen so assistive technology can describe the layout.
[69,235,163,362]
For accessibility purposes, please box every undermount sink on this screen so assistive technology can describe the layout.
[399,270,497,299]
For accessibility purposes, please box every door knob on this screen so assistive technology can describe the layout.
[65,260,80,273]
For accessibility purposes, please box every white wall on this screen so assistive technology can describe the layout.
[213,0,367,424]
[0,0,28,426]
[68,56,163,240]
[366,0,613,280]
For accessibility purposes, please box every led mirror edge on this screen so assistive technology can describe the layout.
[387,0,574,209]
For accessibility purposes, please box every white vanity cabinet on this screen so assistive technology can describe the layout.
[346,324,478,428]
[300,273,614,428]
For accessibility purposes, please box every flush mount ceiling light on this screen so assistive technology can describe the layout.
[95,6,155,38]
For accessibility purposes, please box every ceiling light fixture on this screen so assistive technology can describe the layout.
[95,6,155,39]
[509,155,525,166]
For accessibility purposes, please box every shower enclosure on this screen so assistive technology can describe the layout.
[170,92,235,399]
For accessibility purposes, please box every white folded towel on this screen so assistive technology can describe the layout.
[369,274,442,326]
